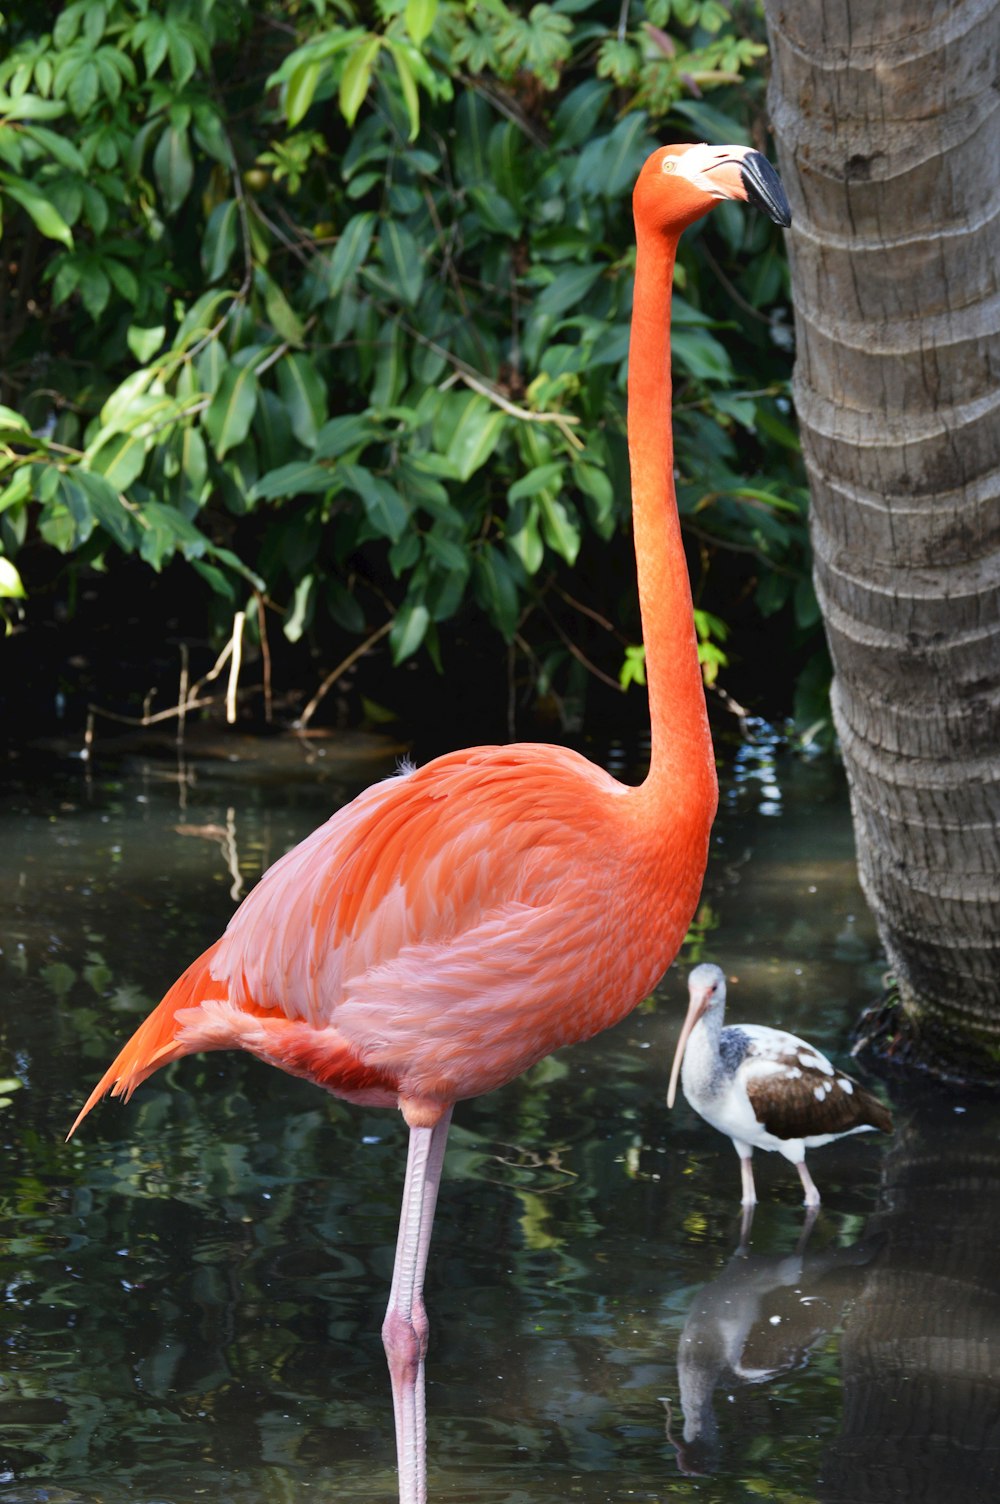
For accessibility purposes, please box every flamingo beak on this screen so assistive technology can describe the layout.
[740,151,792,228]
[666,986,712,1109]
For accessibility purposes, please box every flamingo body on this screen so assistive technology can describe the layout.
[73,742,711,1132]
[668,965,893,1207]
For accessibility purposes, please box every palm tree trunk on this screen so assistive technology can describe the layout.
[762,0,1000,1076]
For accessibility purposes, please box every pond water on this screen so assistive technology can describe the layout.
[1,726,999,1504]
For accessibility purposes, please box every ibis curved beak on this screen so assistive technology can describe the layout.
[666,987,712,1108]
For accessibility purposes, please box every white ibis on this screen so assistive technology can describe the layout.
[667,964,892,1206]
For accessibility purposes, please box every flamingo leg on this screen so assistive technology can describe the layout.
[382,1108,453,1504]
[796,1158,821,1208]
[739,1154,757,1207]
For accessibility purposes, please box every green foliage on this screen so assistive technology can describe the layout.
[0,0,812,717]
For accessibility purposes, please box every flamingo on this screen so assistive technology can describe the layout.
[68,144,791,1503]
[667,964,893,1207]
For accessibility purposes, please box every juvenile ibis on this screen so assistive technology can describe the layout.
[667,964,892,1206]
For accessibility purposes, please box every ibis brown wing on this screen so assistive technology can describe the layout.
[746,1056,893,1140]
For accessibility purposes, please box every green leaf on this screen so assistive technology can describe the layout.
[204,365,259,459]
[167,28,197,88]
[0,92,67,121]
[536,264,603,319]
[672,98,750,148]
[438,393,506,482]
[599,110,651,198]
[0,557,26,598]
[467,186,521,237]
[315,412,374,459]
[88,430,146,491]
[20,123,86,171]
[0,405,31,436]
[0,174,73,247]
[196,338,229,397]
[174,289,232,349]
[405,0,438,46]
[552,79,611,149]
[277,354,327,447]
[284,573,315,642]
[202,198,239,283]
[538,493,581,565]
[153,122,194,213]
[106,258,139,304]
[126,324,166,362]
[139,500,207,569]
[251,461,334,502]
[79,262,111,319]
[671,327,734,383]
[390,598,430,663]
[260,269,304,346]
[380,219,423,306]
[67,59,100,116]
[506,499,544,575]
[329,210,376,295]
[473,545,519,640]
[54,473,95,546]
[454,89,490,186]
[424,531,468,574]
[387,40,420,140]
[77,470,139,550]
[574,459,615,535]
[286,56,322,128]
[508,462,564,504]
[620,643,646,690]
[339,35,381,127]
[341,463,409,542]
[190,557,235,601]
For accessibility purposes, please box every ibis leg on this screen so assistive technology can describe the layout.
[796,1158,821,1208]
[739,1154,757,1207]
[382,1108,453,1504]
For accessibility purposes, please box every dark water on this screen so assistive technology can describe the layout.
[1,728,999,1503]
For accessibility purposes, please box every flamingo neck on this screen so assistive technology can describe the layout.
[629,229,716,811]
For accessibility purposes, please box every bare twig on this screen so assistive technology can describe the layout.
[451,367,584,449]
[254,589,273,725]
[295,618,394,731]
[552,584,621,636]
[85,696,222,732]
[537,599,624,693]
[177,641,190,747]
[226,610,246,725]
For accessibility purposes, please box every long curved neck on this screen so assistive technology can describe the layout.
[629,227,716,810]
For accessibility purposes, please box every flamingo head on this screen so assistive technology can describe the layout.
[666,963,728,1108]
[634,143,791,235]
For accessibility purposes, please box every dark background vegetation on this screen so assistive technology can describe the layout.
[0,0,820,751]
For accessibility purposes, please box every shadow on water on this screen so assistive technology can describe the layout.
[0,727,998,1502]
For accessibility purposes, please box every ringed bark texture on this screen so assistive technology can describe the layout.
[763,0,1000,1072]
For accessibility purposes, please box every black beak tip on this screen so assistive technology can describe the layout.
[741,150,792,229]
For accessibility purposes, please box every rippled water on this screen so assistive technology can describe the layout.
[1,727,998,1503]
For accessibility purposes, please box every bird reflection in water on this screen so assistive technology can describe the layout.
[667,1212,879,1476]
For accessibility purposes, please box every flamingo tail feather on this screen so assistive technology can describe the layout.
[67,940,225,1140]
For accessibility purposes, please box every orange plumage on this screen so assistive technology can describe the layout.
[70,741,714,1135]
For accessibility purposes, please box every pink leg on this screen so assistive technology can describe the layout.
[382,1109,452,1504]
[796,1158,821,1208]
[739,1155,757,1207]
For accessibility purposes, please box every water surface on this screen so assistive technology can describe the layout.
[1,728,998,1502]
